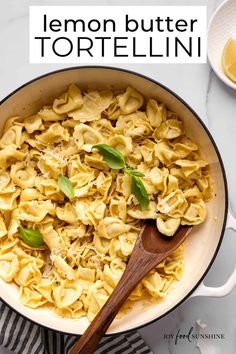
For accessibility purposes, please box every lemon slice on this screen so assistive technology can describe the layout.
[222,38,236,83]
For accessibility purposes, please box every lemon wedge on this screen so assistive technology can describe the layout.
[222,38,236,83]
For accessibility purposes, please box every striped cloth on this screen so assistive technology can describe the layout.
[0,300,153,354]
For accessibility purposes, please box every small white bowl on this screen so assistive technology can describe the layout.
[208,0,236,89]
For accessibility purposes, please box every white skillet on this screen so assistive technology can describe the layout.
[0,67,235,336]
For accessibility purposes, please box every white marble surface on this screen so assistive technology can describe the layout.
[0,0,236,353]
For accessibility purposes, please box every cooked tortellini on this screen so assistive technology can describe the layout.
[73,124,103,152]
[53,84,83,114]
[0,84,211,321]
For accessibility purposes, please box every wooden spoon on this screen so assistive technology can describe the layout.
[70,221,192,354]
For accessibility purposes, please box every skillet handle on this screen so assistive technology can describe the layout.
[191,210,236,298]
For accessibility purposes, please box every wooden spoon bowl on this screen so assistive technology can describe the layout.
[70,221,192,354]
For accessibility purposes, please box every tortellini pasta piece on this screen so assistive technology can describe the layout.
[68,89,113,122]
[157,190,188,218]
[77,267,95,289]
[85,280,109,321]
[128,283,143,301]
[154,141,178,166]
[7,213,20,238]
[3,116,22,133]
[53,279,82,309]
[10,162,37,189]
[76,199,106,226]
[0,252,19,282]
[146,98,164,128]
[0,172,16,194]
[149,167,179,196]
[163,175,179,197]
[53,84,83,114]
[196,175,212,201]
[181,200,207,225]
[164,258,184,280]
[153,119,184,140]
[57,223,86,241]
[95,172,112,199]
[38,106,65,121]
[74,184,93,198]
[59,138,80,157]
[103,99,120,120]
[84,152,109,171]
[119,233,137,257]
[116,112,152,137]
[20,287,47,308]
[14,200,55,222]
[156,216,181,236]
[35,278,53,302]
[149,167,167,190]
[52,255,75,280]
[73,123,103,152]
[109,197,127,222]
[0,189,21,210]
[93,234,112,255]
[170,136,198,159]
[67,155,90,177]
[139,140,157,165]
[0,213,7,238]
[169,167,194,189]
[0,125,23,148]
[108,238,124,260]
[183,185,202,201]
[90,119,115,138]
[128,201,157,219]
[36,123,69,144]
[175,159,208,178]
[56,203,77,224]
[15,257,44,286]
[126,149,143,166]
[56,300,85,319]
[35,177,60,197]
[0,239,18,256]
[116,174,131,199]
[40,223,60,250]
[117,87,144,114]
[103,258,126,287]
[0,146,26,171]
[24,115,44,134]
[108,135,133,157]
[96,217,130,239]
[142,272,167,299]
[37,151,66,179]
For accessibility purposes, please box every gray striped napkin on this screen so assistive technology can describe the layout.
[0,300,153,354]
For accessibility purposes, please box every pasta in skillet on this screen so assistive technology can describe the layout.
[0,84,212,321]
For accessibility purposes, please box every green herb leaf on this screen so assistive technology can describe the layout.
[131,175,149,210]
[19,225,44,248]
[58,174,75,199]
[92,144,126,170]
[130,170,145,177]
[124,167,145,177]
[91,144,149,208]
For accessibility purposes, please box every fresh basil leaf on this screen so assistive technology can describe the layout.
[92,144,126,170]
[130,170,145,177]
[131,175,149,210]
[58,174,75,199]
[19,225,44,248]
[124,167,144,177]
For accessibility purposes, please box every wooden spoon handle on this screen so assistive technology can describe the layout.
[69,243,160,354]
